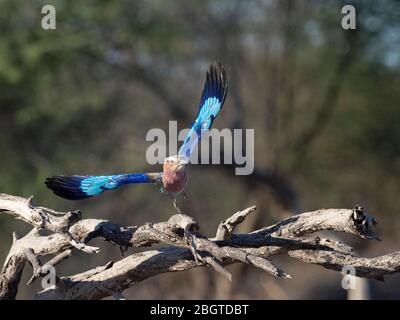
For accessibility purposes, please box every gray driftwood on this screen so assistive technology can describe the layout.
[0,193,397,300]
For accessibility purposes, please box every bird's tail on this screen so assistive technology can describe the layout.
[45,173,161,200]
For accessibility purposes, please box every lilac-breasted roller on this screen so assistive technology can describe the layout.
[45,62,228,202]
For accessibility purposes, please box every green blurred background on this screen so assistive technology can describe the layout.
[0,0,399,299]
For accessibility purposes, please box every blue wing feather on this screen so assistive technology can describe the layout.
[46,173,158,200]
[179,62,228,159]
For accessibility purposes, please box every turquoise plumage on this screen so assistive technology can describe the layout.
[45,62,228,200]
[179,62,228,159]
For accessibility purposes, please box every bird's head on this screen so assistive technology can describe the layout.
[163,155,189,171]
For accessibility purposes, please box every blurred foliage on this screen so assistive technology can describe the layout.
[0,0,399,299]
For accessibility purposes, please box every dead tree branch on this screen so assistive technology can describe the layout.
[0,193,397,300]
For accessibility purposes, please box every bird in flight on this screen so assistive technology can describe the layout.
[45,62,228,209]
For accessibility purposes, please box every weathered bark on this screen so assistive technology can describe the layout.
[0,193,397,300]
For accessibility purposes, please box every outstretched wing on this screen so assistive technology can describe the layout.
[45,173,161,200]
[178,62,228,159]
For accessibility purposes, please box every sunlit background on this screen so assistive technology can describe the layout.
[1,0,400,299]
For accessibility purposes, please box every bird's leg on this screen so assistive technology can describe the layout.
[173,198,183,214]
[169,193,183,214]
[173,191,190,213]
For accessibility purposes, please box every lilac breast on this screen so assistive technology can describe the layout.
[162,162,188,193]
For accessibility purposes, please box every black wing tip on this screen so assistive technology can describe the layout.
[45,175,91,200]
[210,61,227,85]
[204,61,228,105]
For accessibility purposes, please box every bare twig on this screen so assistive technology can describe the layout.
[215,206,257,240]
